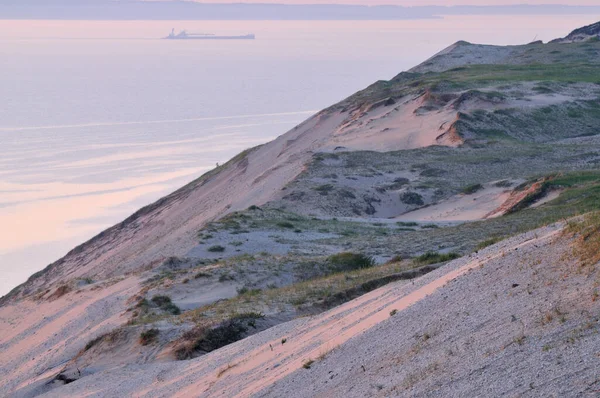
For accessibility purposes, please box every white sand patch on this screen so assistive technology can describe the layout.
[395,185,512,222]
[322,95,458,152]
[530,189,562,208]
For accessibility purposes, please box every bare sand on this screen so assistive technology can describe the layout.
[395,184,512,222]
[28,225,565,398]
[0,276,140,396]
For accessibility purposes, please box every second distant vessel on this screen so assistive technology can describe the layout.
[165,29,255,40]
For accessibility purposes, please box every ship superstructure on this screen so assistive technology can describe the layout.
[165,29,255,40]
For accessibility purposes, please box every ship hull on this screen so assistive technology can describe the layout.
[165,35,255,40]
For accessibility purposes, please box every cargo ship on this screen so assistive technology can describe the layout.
[164,29,255,40]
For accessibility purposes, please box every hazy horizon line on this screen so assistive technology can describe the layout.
[3,2,600,20]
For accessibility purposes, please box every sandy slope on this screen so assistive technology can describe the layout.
[3,27,600,398]
[323,94,458,152]
[6,37,590,302]
[22,224,589,398]
[6,89,467,304]
[0,276,140,396]
[0,92,473,397]
[265,225,600,397]
[395,184,513,222]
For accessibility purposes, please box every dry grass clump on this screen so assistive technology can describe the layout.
[567,211,600,268]
[81,329,125,355]
[183,259,425,328]
[174,312,264,360]
[414,252,460,265]
[47,284,72,301]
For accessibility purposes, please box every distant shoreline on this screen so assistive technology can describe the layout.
[3,3,600,21]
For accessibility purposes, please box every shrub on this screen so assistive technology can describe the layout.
[397,221,418,227]
[313,184,334,195]
[219,273,234,282]
[327,252,376,271]
[135,298,150,313]
[151,295,181,315]
[415,252,460,265]
[276,221,295,229]
[139,329,159,346]
[163,303,181,315]
[494,180,513,188]
[151,295,172,307]
[400,192,424,206]
[237,287,261,296]
[461,183,483,195]
[163,256,183,267]
[338,189,356,199]
[420,168,446,177]
[207,245,226,253]
[387,177,410,190]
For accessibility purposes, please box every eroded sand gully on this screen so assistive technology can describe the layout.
[137,229,561,398]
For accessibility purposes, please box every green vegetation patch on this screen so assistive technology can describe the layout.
[207,245,226,253]
[313,184,335,195]
[400,192,425,206]
[151,295,181,315]
[462,183,484,195]
[327,252,376,272]
[276,221,295,229]
[427,63,600,86]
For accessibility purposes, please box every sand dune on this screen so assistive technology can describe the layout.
[3,24,600,398]
[25,225,570,397]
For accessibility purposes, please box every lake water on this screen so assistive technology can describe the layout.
[0,15,596,295]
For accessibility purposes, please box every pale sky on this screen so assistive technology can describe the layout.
[190,1,600,4]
